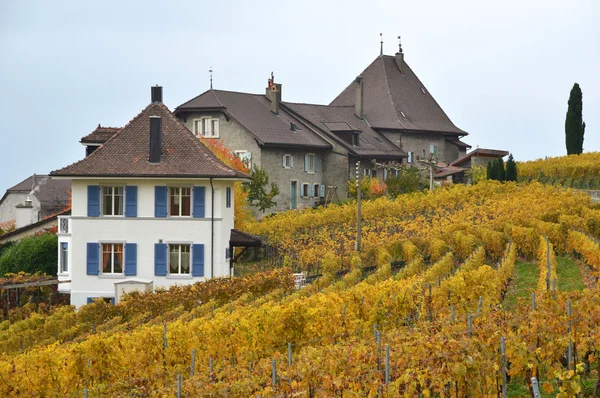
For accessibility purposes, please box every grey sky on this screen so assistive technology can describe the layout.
[0,0,598,192]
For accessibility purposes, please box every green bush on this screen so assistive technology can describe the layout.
[0,233,57,276]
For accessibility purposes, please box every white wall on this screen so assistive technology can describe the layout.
[58,178,235,307]
[0,193,41,224]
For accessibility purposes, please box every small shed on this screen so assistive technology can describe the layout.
[114,278,153,304]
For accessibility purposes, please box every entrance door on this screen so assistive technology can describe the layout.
[290,181,297,210]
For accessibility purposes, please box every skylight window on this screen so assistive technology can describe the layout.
[420,88,427,95]
[400,111,406,118]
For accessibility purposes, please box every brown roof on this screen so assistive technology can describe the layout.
[284,103,406,159]
[230,229,263,247]
[450,148,509,167]
[330,55,467,135]
[51,102,248,179]
[80,125,121,144]
[446,137,471,149]
[175,90,332,149]
[434,165,466,178]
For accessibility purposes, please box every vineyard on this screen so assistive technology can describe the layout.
[1,181,600,396]
[518,152,600,189]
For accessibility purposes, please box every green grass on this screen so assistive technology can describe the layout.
[503,261,539,310]
[556,257,586,291]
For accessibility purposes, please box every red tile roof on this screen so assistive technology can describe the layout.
[51,103,248,179]
[330,55,467,135]
[80,125,121,144]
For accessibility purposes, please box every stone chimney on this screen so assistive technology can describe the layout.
[354,76,364,119]
[265,73,281,114]
[15,197,34,229]
[149,116,162,163]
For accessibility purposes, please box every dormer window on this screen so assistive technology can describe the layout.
[194,117,219,138]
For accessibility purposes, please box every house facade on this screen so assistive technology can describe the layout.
[0,174,71,227]
[174,47,469,211]
[51,87,248,307]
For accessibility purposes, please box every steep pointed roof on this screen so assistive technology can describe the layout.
[330,55,467,135]
[175,89,332,149]
[51,102,248,179]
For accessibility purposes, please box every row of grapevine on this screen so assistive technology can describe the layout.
[537,236,558,292]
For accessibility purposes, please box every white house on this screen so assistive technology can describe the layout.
[51,86,249,307]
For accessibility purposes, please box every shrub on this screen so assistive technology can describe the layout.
[0,233,57,276]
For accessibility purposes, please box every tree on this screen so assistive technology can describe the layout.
[384,166,425,198]
[0,233,58,276]
[486,161,494,181]
[244,165,279,213]
[497,158,506,182]
[505,154,518,182]
[565,83,585,155]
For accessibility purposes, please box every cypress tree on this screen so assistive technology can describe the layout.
[497,158,506,182]
[486,161,494,180]
[506,154,518,182]
[565,83,585,155]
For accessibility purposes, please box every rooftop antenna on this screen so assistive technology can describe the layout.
[397,36,403,53]
[379,33,383,56]
[209,66,213,89]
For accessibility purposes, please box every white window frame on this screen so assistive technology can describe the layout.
[305,153,315,174]
[363,168,370,177]
[234,150,252,169]
[101,243,124,274]
[168,243,191,275]
[60,242,68,273]
[407,151,414,163]
[169,186,192,217]
[193,117,220,138]
[101,186,124,216]
[283,154,293,169]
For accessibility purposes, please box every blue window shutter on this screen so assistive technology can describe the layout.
[225,247,230,259]
[86,243,99,275]
[87,297,94,304]
[87,186,100,217]
[154,243,167,276]
[155,186,167,217]
[125,186,138,217]
[192,244,205,277]
[193,186,206,218]
[124,243,137,276]
[304,154,308,172]
[314,155,318,172]
[319,184,325,198]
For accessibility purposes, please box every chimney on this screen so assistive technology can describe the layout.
[395,37,404,73]
[15,197,34,229]
[265,73,281,114]
[354,76,364,119]
[151,85,163,103]
[149,116,162,163]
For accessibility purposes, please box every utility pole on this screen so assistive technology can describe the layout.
[356,160,362,251]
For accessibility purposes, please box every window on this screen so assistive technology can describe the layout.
[102,243,123,274]
[169,244,190,274]
[226,187,232,208]
[430,144,438,158]
[283,154,293,169]
[102,186,124,216]
[301,183,310,198]
[60,243,68,273]
[363,168,370,177]
[170,187,191,216]
[313,184,320,198]
[193,117,219,138]
[234,150,252,168]
[408,151,414,163]
[305,153,315,173]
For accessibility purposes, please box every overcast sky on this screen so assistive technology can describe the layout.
[0,0,598,191]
